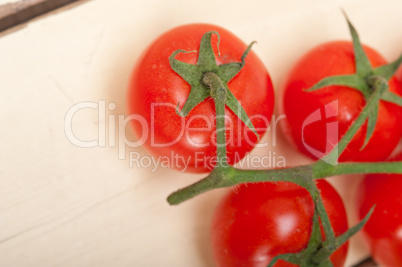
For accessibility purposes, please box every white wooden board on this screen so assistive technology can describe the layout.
[1,0,401,266]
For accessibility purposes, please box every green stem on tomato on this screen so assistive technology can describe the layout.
[317,75,388,166]
[167,161,402,205]
[313,161,402,178]
[202,72,229,167]
[311,187,337,253]
[312,206,375,264]
[300,182,335,266]
[168,166,311,205]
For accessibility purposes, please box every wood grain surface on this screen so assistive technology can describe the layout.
[1,0,401,266]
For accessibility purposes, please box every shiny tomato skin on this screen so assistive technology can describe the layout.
[280,41,402,162]
[128,24,274,173]
[210,180,348,267]
[356,153,402,266]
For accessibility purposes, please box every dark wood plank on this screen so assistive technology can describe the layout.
[0,0,85,33]
[352,257,378,267]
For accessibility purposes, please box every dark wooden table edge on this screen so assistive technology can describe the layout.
[0,0,89,37]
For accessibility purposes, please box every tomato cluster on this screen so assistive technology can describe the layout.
[127,17,402,267]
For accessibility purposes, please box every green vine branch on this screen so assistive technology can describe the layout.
[167,71,401,212]
[167,161,402,205]
[166,12,402,266]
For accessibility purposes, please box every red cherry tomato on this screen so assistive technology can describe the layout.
[210,180,348,267]
[280,41,402,162]
[356,153,402,266]
[128,24,274,173]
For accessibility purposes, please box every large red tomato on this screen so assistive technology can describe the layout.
[356,153,402,266]
[280,41,402,162]
[210,180,348,267]
[128,24,274,173]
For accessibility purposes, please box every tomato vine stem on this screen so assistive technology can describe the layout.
[317,75,388,166]
[166,14,402,266]
[167,73,399,263]
[202,72,229,167]
[167,161,402,205]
